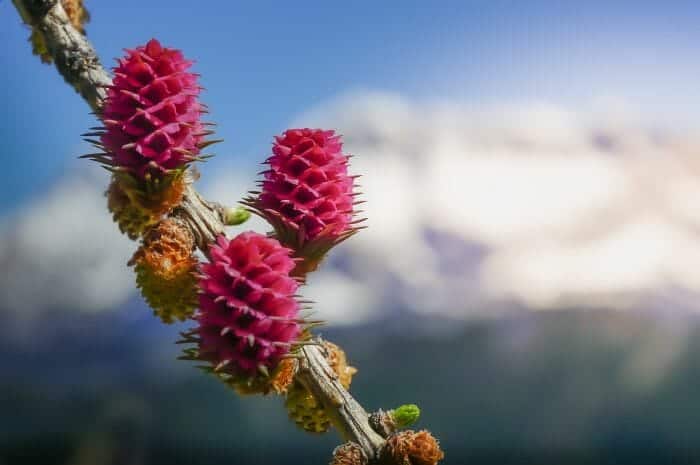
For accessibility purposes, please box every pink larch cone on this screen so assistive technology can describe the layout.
[183,232,306,390]
[85,39,215,181]
[244,128,363,275]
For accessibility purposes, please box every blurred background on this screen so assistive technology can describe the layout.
[3,1,700,464]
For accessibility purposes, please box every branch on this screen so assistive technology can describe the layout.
[12,0,109,110]
[174,178,227,251]
[11,1,391,461]
[298,344,385,456]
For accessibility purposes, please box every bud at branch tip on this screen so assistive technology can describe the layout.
[391,404,421,429]
[222,206,251,226]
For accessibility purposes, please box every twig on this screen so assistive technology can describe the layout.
[11,0,391,461]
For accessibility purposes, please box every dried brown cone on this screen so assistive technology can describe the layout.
[380,430,444,465]
[62,0,90,33]
[115,171,188,217]
[130,219,198,323]
[107,173,187,240]
[330,442,367,465]
[107,180,158,240]
[324,341,357,389]
[270,357,298,395]
[285,379,331,433]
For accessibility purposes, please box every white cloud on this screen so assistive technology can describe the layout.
[304,271,380,325]
[4,92,700,325]
[292,91,700,318]
[0,168,135,315]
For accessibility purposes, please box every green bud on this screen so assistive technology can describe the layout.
[391,404,420,429]
[223,206,251,226]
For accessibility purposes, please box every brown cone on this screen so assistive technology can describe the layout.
[131,219,198,323]
[270,357,298,395]
[107,174,187,240]
[285,380,331,433]
[107,180,159,240]
[380,430,444,465]
[61,0,90,33]
[324,341,357,389]
[132,219,195,278]
[330,442,367,465]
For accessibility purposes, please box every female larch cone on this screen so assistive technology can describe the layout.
[183,232,304,393]
[244,128,363,275]
[85,38,216,181]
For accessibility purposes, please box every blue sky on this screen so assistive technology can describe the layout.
[2,1,700,214]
